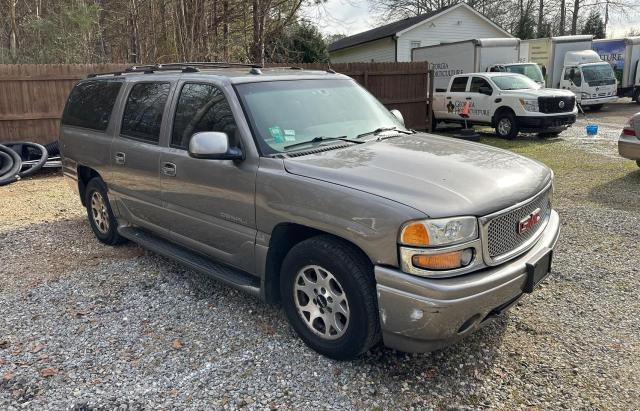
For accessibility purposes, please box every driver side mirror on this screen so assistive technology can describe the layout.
[478,86,493,95]
[390,109,405,126]
[188,131,243,160]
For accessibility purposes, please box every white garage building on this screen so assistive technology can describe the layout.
[329,3,513,63]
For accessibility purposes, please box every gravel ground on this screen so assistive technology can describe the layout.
[1,129,639,409]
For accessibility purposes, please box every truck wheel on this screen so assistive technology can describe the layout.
[280,235,380,360]
[633,89,640,105]
[590,104,603,111]
[84,177,126,245]
[495,112,518,140]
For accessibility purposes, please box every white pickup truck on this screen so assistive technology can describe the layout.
[433,72,578,139]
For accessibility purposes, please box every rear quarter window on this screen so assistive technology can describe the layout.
[62,80,123,131]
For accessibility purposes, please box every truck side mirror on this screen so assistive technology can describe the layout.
[189,131,243,160]
[390,109,405,126]
[478,86,493,95]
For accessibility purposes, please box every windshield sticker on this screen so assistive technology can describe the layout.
[283,129,296,142]
[268,126,285,143]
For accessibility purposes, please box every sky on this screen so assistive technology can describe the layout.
[302,1,639,38]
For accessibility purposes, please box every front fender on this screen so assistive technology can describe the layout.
[255,158,426,267]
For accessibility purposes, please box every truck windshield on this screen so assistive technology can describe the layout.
[504,64,544,83]
[235,79,408,154]
[582,63,616,86]
[491,75,541,90]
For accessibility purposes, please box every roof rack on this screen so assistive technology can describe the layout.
[87,61,263,78]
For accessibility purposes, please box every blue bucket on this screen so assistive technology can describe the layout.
[586,124,598,136]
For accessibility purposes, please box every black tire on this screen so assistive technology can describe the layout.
[636,160,640,168]
[589,104,603,111]
[633,89,640,105]
[84,177,126,245]
[0,144,22,186]
[430,115,438,132]
[44,141,60,157]
[538,131,561,139]
[280,235,380,360]
[494,111,519,140]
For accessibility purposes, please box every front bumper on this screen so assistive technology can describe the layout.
[619,136,640,161]
[516,115,576,132]
[579,96,618,106]
[375,210,560,353]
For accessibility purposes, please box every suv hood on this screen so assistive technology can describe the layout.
[283,134,552,218]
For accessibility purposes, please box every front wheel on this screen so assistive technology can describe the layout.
[495,112,519,140]
[280,236,380,360]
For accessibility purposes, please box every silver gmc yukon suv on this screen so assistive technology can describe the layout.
[60,63,560,360]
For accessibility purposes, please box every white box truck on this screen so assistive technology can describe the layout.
[522,35,617,108]
[593,37,640,104]
[412,38,520,91]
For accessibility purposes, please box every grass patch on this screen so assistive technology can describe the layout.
[479,136,640,212]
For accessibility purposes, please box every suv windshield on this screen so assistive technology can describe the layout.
[504,64,544,83]
[235,79,407,154]
[492,75,541,90]
[582,63,616,86]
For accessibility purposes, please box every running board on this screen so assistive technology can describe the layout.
[118,226,261,297]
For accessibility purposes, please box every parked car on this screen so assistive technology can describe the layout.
[60,63,560,360]
[619,112,640,167]
[432,72,577,139]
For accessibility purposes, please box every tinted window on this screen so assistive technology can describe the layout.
[171,83,238,149]
[121,82,171,143]
[62,80,122,131]
[470,77,492,93]
[450,77,468,92]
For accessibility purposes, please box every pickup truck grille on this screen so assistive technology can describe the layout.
[538,96,575,114]
[481,187,552,264]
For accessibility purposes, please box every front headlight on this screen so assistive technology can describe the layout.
[399,216,478,248]
[399,217,480,276]
[519,98,539,112]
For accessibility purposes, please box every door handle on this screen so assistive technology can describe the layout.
[465,97,472,100]
[446,96,452,100]
[114,152,126,165]
[161,162,177,177]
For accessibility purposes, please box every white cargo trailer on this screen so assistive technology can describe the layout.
[412,38,520,91]
[593,37,640,102]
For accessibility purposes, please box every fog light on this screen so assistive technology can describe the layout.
[412,248,474,271]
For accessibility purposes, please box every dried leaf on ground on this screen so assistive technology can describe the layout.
[40,368,58,378]
[171,339,184,350]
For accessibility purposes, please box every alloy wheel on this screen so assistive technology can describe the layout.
[293,265,350,340]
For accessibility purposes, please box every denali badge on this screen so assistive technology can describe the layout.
[518,208,542,234]
[558,100,565,109]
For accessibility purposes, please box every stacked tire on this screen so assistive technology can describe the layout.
[0,142,49,186]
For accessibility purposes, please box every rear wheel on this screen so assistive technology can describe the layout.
[84,178,126,245]
[495,111,518,140]
[280,235,380,360]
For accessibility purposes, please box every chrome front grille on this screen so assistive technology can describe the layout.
[481,186,552,265]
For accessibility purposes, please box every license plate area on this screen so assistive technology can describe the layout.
[524,250,552,293]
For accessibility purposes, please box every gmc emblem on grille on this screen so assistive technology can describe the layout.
[518,208,542,234]
[558,100,565,109]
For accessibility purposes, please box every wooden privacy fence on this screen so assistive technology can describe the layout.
[0,62,432,144]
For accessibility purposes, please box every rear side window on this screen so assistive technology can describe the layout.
[171,83,238,149]
[450,76,468,92]
[121,82,171,143]
[62,80,123,131]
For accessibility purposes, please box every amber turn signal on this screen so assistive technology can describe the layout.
[400,222,430,247]
[412,249,474,271]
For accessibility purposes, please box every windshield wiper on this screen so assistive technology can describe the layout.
[356,126,413,139]
[284,136,354,151]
